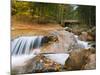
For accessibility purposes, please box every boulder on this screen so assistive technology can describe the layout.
[83,54,96,70]
[41,35,58,46]
[79,32,89,41]
[11,54,63,74]
[79,31,95,41]
[63,27,72,32]
[64,49,95,70]
[42,30,78,53]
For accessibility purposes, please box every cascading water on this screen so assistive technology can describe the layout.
[63,27,91,49]
[12,36,44,68]
[11,30,91,73]
[11,36,43,55]
[74,35,91,49]
[11,35,70,69]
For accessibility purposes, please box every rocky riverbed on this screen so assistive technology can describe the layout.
[11,23,96,74]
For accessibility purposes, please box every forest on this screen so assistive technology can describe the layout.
[12,0,95,26]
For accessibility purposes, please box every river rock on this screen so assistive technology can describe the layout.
[42,30,78,53]
[64,49,95,70]
[63,27,72,32]
[79,32,88,41]
[11,54,63,74]
[83,54,96,70]
[73,30,81,35]
[41,35,58,46]
[79,31,95,41]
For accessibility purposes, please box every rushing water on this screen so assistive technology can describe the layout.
[11,31,91,71]
[11,36,44,69]
[74,35,91,49]
[11,32,90,56]
[11,36,43,55]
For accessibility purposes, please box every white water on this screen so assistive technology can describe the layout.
[12,54,36,68]
[11,36,43,55]
[12,34,91,70]
[12,36,43,69]
[74,35,91,49]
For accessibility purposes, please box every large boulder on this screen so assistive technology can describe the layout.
[11,54,63,74]
[42,30,78,53]
[64,49,96,70]
[79,31,95,41]
[83,54,96,70]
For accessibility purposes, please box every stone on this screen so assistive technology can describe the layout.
[83,54,96,70]
[42,30,78,53]
[79,31,95,41]
[64,49,95,70]
[79,32,88,41]
[11,54,63,74]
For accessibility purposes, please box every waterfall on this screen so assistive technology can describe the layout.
[11,31,91,72]
[63,26,91,49]
[74,35,91,49]
[11,36,43,55]
[11,35,70,69]
[12,36,44,68]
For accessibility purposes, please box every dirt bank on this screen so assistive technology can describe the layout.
[11,22,62,39]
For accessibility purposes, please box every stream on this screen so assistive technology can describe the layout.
[11,29,92,73]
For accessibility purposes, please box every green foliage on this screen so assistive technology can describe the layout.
[77,5,96,26]
[12,0,31,15]
[11,0,95,25]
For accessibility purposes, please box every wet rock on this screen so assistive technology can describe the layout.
[12,54,63,74]
[64,49,95,70]
[83,54,96,70]
[26,54,63,73]
[63,27,72,32]
[79,31,95,41]
[88,27,96,37]
[42,30,78,53]
[79,32,89,41]
[90,42,96,48]
[71,29,81,35]
[41,35,58,46]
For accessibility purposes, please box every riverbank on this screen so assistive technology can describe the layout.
[11,19,96,74]
[11,21,62,39]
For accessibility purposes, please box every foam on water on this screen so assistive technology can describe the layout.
[12,54,36,67]
[11,36,43,68]
[74,35,91,49]
[11,34,91,69]
[11,36,43,55]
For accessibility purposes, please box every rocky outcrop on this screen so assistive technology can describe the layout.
[42,30,78,53]
[63,26,95,41]
[11,28,96,74]
[11,54,64,74]
[83,54,96,70]
[79,31,95,41]
[11,48,96,74]
[64,48,96,70]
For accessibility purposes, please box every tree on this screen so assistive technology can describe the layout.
[77,5,96,26]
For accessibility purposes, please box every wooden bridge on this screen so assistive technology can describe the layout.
[61,20,80,27]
